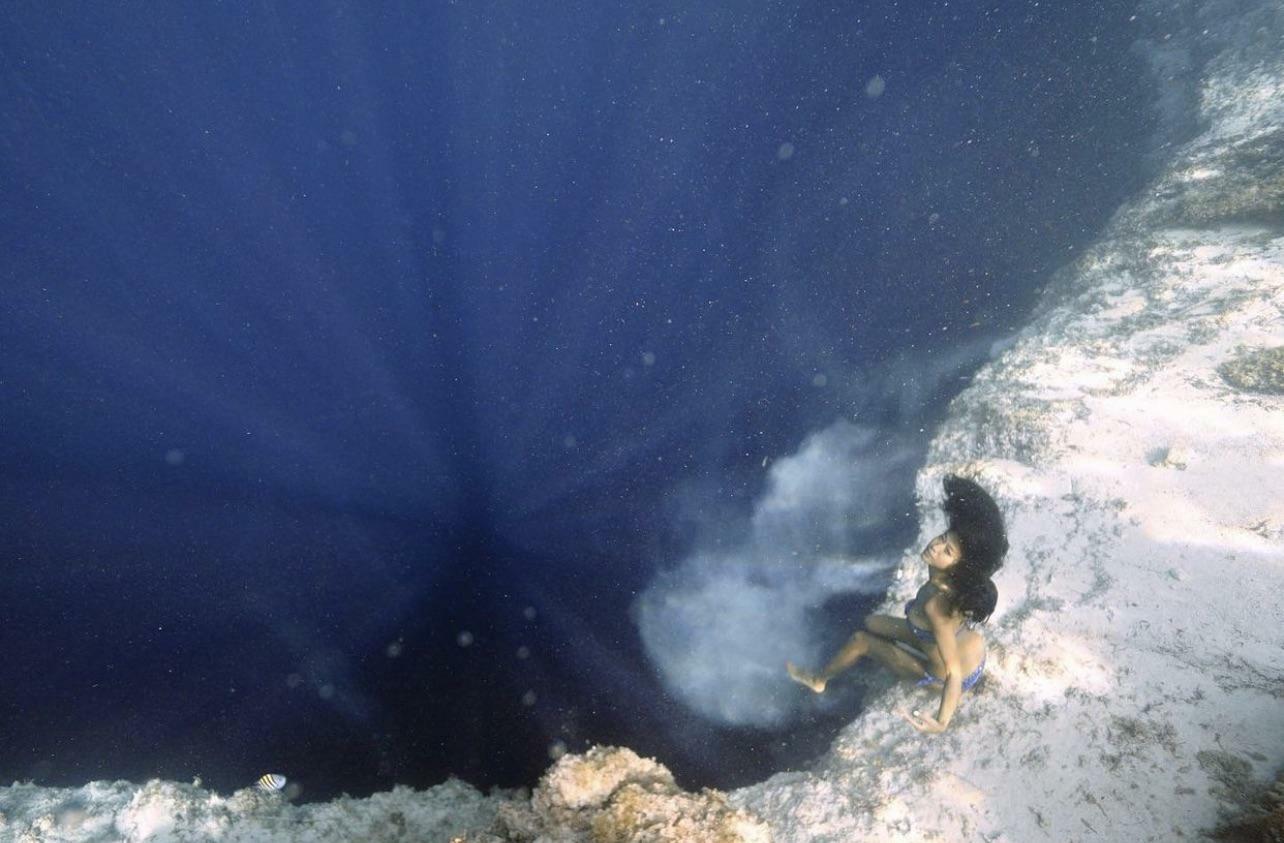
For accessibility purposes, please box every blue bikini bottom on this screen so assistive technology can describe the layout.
[917,655,985,691]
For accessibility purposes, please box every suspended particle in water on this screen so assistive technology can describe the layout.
[548,740,568,760]
[865,75,886,98]
[928,212,941,226]
[457,631,474,648]
[521,690,537,707]
[563,434,577,449]
[386,639,404,658]
[286,673,304,689]
[318,684,335,700]
[812,373,828,387]
[523,606,538,621]
[516,645,531,660]
[776,142,795,161]
[164,449,186,466]
[641,351,656,367]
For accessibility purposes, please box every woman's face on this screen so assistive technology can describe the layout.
[921,530,963,570]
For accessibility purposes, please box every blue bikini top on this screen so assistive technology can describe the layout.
[904,587,969,643]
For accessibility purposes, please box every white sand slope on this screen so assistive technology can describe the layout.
[733,251,1284,838]
[730,4,1284,839]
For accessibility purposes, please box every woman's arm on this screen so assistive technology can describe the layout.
[925,594,964,728]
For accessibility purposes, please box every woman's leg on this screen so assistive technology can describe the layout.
[864,612,928,648]
[788,616,928,693]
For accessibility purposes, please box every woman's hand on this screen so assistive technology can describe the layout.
[900,709,947,734]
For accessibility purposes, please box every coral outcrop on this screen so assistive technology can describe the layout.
[461,747,771,843]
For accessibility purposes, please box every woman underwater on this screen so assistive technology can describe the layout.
[787,474,1008,734]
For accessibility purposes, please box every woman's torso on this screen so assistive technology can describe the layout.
[906,582,986,679]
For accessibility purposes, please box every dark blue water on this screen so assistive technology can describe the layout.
[1,1,1153,800]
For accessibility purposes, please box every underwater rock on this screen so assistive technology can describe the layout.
[1147,442,1193,469]
[1209,765,1284,841]
[1145,127,1284,229]
[1218,346,1284,394]
[474,746,771,843]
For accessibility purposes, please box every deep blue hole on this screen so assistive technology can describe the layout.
[0,0,1159,800]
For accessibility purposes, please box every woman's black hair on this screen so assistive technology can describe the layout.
[939,474,1008,624]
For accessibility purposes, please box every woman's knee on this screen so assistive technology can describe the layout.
[843,629,870,648]
[863,614,896,636]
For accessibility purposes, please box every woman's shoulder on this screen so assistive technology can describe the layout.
[910,581,936,605]
[915,577,945,595]
[922,584,962,620]
[919,580,949,600]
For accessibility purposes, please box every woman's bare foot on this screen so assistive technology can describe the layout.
[786,662,827,693]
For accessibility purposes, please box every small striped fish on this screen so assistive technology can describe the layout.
[256,773,287,792]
